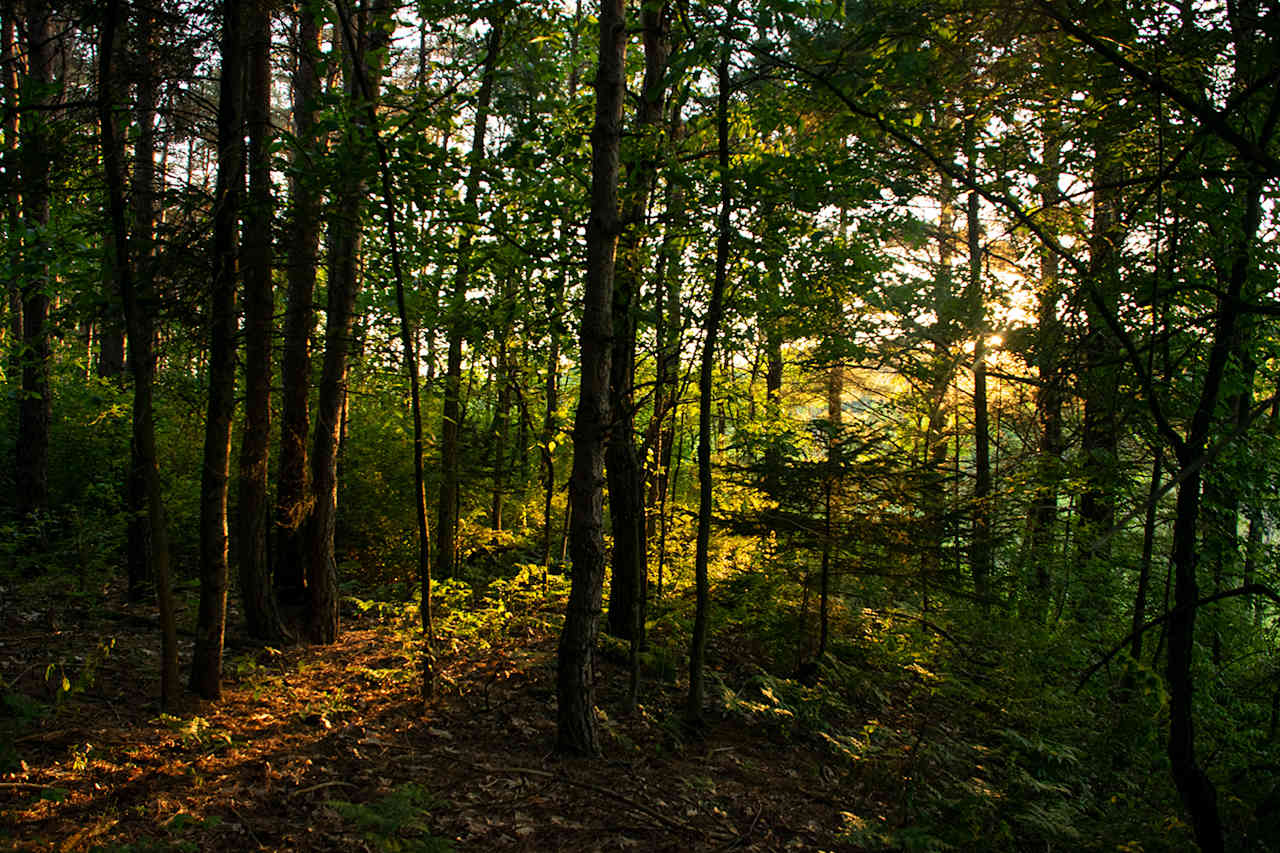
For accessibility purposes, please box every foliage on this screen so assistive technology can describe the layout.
[327,784,454,853]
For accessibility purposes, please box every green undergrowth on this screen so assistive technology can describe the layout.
[327,783,454,852]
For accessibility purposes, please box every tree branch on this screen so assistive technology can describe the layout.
[1077,584,1280,692]
[1033,0,1280,177]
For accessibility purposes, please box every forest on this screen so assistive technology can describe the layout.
[1,0,1278,849]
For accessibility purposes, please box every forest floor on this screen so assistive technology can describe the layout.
[0,575,881,852]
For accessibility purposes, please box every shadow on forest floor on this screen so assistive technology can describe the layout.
[0,578,873,851]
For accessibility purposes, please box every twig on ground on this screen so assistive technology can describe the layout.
[228,805,264,849]
[288,780,357,797]
[0,781,58,789]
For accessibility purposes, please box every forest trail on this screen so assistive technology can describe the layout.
[1,579,867,851]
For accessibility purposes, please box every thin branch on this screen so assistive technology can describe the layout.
[1077,584,1280,692]
[1033,0,1280,177]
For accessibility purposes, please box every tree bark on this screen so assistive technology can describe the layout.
[491,335,510,532]
[817,364,841,661]
[965,127,992,604]
[541,269,566,573]
[1076,88,1124,612]
[1131,448,1162,661]
[275,0,323,602]
[1164,169,1263,853]
[920,167,957,616]
[644,106,685,586]
[605,0,670,644]
[763,258,784,494]
[15,5,56,526]
[541,6,585,576]
[308,0,393,645]
[339,0,435,697]
[1025,108,1063,614]
[125,7,159,604]
[99,0,180,709]
[1,6,18,383]
[438,18,502,581]
[193,0,245,700]
[237,0,284,642]
[687,31,732,725]
[97,16,127,388]
[556,0,624,757]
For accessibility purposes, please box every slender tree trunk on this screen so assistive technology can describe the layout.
[491,336,510,532]
[541,7,583,576]
[817,364,841,661]
[644,107,685,557]
[964,135,992,603]
[605,0,670,644]
[97,264,126,379]
[1165,168,1263,853]
[1244,511,1262,626]
[687,32,732,725]
[341,0,435,698]
[275,0,322,602]
[237,0,284,641]
[308,0,393,644]
[1,7,18,381]
[1167,463,1222,851]
[125,8,159,604]
[97,20,127,389]
[99,0,180,708]
[193,0,245,700]
[541,270,566,573]
[15,6,56,527]
[1026,111,1063,614]
[1131,448,1162,661]
[763,261,784,492]
[1076,109,1123,612]
[438,19,502,580]
[921,168,957,615]
[556,0,624,757]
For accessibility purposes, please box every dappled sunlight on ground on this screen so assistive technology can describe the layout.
[1,580,866,851]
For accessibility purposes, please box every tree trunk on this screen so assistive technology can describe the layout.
[644,106,685,565]
[1076,102,1124,613]
[438,18,502,580]
[605,1,670,644]
[921,168,957,615]
[687,33,732,726]
[817,364,841,661]
[343,0,435,698]
[964,136,992,604]
[540,8,584,576]
[275,0,323,603]
[99,0,180,708]
[541,269,566,572]
[193,0,245,700]
[125,7,159,604]
[97,36,127,390]
[1025,110,1063,614]
[1131,447,1162,661]
[15,6,56,527]
[763,260,784,494]
[1165,168,1263,853]
[1,7,18,382]
[491,336,510,532]
[308,0,393,645]
[1166,460,1222,851]
[237,0,284,642]
[556,0,624,757]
